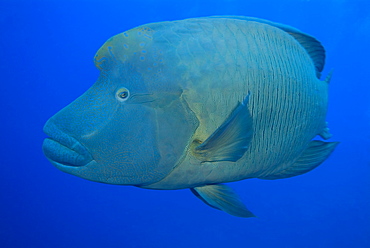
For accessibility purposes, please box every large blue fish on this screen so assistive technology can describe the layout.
[43,16,338,217]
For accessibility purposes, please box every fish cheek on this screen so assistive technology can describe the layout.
[79,104,165,185]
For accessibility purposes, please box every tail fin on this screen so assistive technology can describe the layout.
[324,69,334,84]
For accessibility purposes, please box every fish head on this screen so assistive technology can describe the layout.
[42,26,198,186]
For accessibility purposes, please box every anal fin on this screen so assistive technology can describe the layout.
[191,184,255,218]
[319,122,333,140]
[260,140,339,180]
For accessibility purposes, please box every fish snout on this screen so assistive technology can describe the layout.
[42,120,93,167]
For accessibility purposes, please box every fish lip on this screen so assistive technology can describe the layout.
[43,121,93,167]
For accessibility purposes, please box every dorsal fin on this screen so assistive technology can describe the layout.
[204,16,326,78]
[284,31,325,78]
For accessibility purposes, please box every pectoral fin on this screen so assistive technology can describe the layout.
[260,140,339,180]
[192,95,253,163]
[191,184,255,218]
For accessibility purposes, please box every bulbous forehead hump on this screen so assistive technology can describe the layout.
[92,22,188,94]
[94,25,162,71]
[93,19,205,72]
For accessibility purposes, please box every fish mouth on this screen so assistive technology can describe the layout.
[42,122,93,168]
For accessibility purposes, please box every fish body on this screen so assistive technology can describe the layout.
[43,16,338,217]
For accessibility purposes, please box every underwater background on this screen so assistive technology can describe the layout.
[1,0,369,247]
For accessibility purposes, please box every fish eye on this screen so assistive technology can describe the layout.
[116,88,130,102]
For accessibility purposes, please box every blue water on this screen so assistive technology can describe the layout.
[1,0,369,247]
